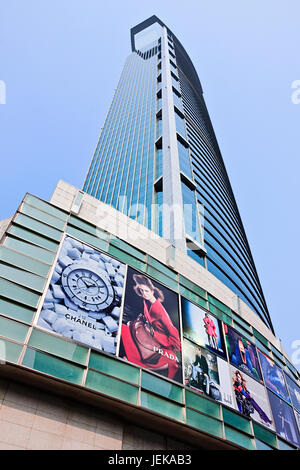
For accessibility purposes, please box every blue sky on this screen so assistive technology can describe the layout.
[0,0,299,365]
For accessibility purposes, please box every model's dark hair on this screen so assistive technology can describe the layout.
[233,370,248,390]
[132,274,164,302]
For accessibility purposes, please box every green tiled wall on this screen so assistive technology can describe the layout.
[85,369,139,405]
[186,408,223,438]
[224,425,255,450]
[141,391,185,422]
[89,352,140,385]
[66,226,108,253]
[28,329,89,366]
[108,245,146,271]
[22,348,84,385]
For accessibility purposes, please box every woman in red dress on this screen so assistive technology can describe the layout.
[121,274,181,380]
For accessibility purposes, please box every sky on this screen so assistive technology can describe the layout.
[0,0,299,366]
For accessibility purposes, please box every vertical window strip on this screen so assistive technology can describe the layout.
[112,56,147,210]
[87,55,134,195]
[90,55,135,197]
[97,55,139,201]
[139,56,157,226]
[127,58,151,215]
[105,56,145,205]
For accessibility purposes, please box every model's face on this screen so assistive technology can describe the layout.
[138,284,154,300]
[236,373,242,383]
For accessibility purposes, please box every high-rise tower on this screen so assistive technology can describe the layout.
[83,16,272,332]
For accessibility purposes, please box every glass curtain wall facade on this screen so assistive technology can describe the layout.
[83,40,158,230]
[83,16,273,333]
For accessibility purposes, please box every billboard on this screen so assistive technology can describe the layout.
[295,410,300,433]
[224,324,262,382]
[183,338,235,408]
[119,267,182,383]
[181,297,226,358]
[267,389,300,447]
[285,373,300,412]
[258,350,290,402]
[230,365,274,430]
[37,235,126,355]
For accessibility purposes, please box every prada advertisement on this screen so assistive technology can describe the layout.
[183,338,235,408]
[230,365,274,430]
[181,297,226,358]
[119,266,183,383]
[37,235,126,355]
[224,324,262,382]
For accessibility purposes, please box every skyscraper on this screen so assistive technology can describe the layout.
[83,16,272,332]
[0,16,299,451]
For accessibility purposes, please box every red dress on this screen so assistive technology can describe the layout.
[203,316,217,339]
[121,298,181,379]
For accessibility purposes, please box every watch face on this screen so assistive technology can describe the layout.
[61,262,114,311]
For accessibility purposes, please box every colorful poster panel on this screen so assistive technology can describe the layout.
[285,373,300,412]
[181,297,226,358]
[258,350,290,402]
[37,235,126,355]
[230,365,275,430]
[224,324,262,382]
[119,267,182,383]
[183,338,235,408]
[267,389,300,447]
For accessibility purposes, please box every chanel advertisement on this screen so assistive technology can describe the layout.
[267,389,300,447]
[258,350,290,402]
[183,338,235,408]
[285,373,300,412]
[181,298,226,358]
[37,235,126,354]
[230,365,274,430]
[119,267,182,383]
[224,324,262,382]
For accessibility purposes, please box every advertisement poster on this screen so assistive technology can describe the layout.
[285,373,300,412]
[230,365,274,430]
[258,350,290,402]
[224,324,262,382]
[267,389,300,447]
[119,267,182,383]
[37,235,126,354]
[183,338,235,408]
[181,297,226,358]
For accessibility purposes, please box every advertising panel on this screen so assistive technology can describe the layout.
[230,365,274,430]
[224,324,262,382]
[183,338,235,408]
[284,373,300,412]
[267,389,300,447]
[119,267,182,383]
[181,297,226,358]
[295,410,300,433]
[258,350,290,402]
[37,235,126,355]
